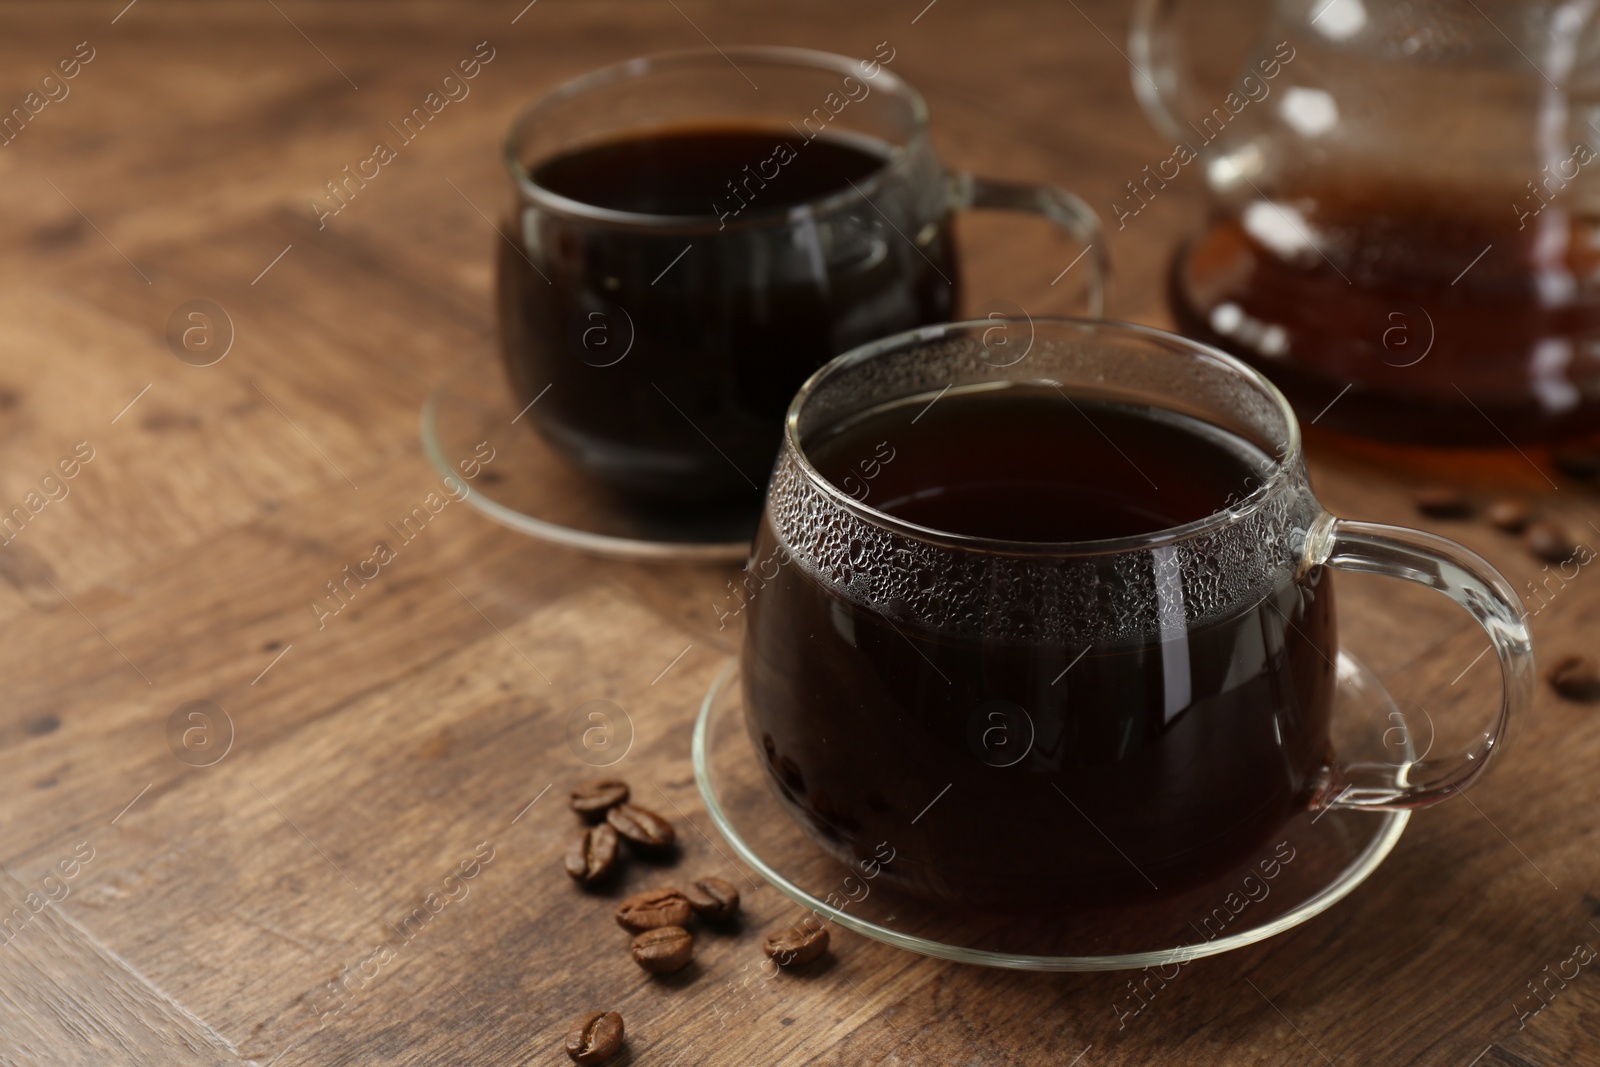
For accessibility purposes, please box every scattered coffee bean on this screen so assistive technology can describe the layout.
[563,823,619,886]
[684,877,740,921]
[1553,449,1600,481]
[1524,519,1576,563]
[607,803,676,852]
[615,887,694,931]
[1414,485,1473,519]
[631,925,694,973]
[764,919,830,967]
[1484,497,1533,533]
[1548,655,1600,702]
[565,1010,625,1065]
[570,779,630,820]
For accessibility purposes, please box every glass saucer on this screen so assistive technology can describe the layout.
[693,653,1410,972]
[420,361,756,562]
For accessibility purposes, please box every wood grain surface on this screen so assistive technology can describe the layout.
[0,2,1596,1065]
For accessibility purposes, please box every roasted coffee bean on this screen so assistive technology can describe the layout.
[1484,497,1533,533]
[565,1010,625,1065]
[764,919,830,966]
[615,887,693,931]
[1414,485,1473,519]
[1553,449,1600,481]
[1525,519,1576,563]
[684,876,740,921]
[570,779,630,820]
[631,925,694,973]
[606,803,676,851]
[1548,655,1600,702]
[563,823,618,885]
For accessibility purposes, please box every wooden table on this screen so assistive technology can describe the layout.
[0,2,1595,1064]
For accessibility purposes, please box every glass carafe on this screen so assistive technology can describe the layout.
[1132,0,1600,445]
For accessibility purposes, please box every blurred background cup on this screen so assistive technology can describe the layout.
[497,46,1107,508]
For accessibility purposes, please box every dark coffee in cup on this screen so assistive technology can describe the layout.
[498,123,958,504]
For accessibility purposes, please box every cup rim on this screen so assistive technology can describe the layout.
[783,317,1305,557]
[503,46,931,235]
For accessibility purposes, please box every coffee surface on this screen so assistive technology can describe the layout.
[806,386,1274,542]
[531,125,886,217]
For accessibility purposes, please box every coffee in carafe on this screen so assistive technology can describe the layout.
[1132,0,1600,445]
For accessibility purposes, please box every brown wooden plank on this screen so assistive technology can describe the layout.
[0,869,243,1066]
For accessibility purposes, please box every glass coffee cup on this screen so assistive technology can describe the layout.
[497,47,1107,506]
[740,318,1533,909]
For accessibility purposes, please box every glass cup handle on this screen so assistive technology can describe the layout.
[951,173,1109,317]
[1310,515,1536,811]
